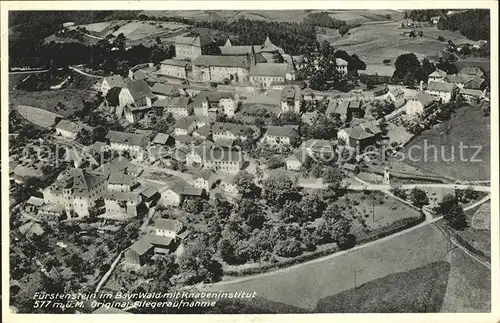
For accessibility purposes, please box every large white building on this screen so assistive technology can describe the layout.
[425,81,458,103]
[158,59,190,79]
[403,93,438,117]
[193,90,239,117]
[174,35,217,61]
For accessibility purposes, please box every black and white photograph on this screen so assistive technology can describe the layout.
[2,2,498,319]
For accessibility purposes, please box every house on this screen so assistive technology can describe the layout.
[105,131,148,159]
[212,122,251,142]
[463,77,485,90]
[430,16,441,24]
[285,150,306,171]
[428,69,447,82]
[385,88,405,108]
[151,83,181,100]
[131,70,148,81]
[191,169,219,192]
[192,55,251,83]
[173,134,197,148]
[19,221,45,239]
[42,168,107,218]
[104,191,142,217]
[174,34,217,61]
[192,124,210,140]
[458,66,485,79]
[153,218,184,238]
[91,157,143,178]
[280,85,301,113]
[403,93,438,116]
[122,105,153,124]
[54,119,83,140]
[264,125,298,146]
[340,100,364,120]
[118,80,156,108]
[203,148,244,174]
[24,196,45,215]
[336,58,348,75]
[159,181,185,207]
[459,88,485,103]
[301,139,335,158]
[343,163,360,174]
[337,122,382,152]
[101,75,126,96]
[138,186,160,207]
[249,63,295,88]
[153,96,192,119]
[371,84,389,97]
[444,74,475,89]
[425,81,458,103]
[218,175,239,196]
[326,100,348,121]
[107,171,139,192]
[181,186,206,200]
[193,90,239,117]
[158,59,190,79]
[425,187,455,208]
[152,132,175,147]
[473,40,488,50]
[125,235,154,266]
[174,117,197,136]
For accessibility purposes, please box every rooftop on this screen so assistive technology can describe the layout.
[151,83,181,96]
[175,34,215,47]
[281,85,301,101]
[55,119,83,134]
[103,75,126,89]
[426,81,456,93]
[249,63,288,77]
[193,55,250,68]
[266,125,298,137]
[126,80,155,100]
[160,59,190,67]
[154,218,184,232]
[152,132,171,145]
[48,168,106,196]
[106,130,147,146]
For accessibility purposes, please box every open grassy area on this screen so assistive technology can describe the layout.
[315,261,450,312]
[329,20,470,65]
[403,104,490,181]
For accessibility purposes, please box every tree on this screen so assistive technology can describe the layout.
[322,203,342,222]
[279,200,303,223]
[237,199,266,229]
[178,237,223,285]
[435,194,467,230]
[383,59,391,66]
[322,167,345,193]
[300,192,325,220]
[155,36,162,44]
[262,173,300,209]
[392,53,421,85]
[267,155,284,169]
[409,187,429,208]
[106,86,121,107]
[338,25,350,36]
[218,238,237,264]
[233,171,260,199]
[274,238,303,257]
[75,128,93,146]
[369,100,395,119]
[113,33,126,50]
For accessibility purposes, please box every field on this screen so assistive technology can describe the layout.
[403,104,491,181]
[452,201,491,260]
[327,20,471,67]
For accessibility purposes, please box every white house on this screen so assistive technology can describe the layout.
[285,150,305,171]
[159,182,185,207]
[104,191,142,217]
[336,58,348,75]
[54,119,83,140]
[153,218,184,238]
[425,81,458,103]
[403,93,438,117]
[193,90,239,117]
[385,88,406,108]
[158,59,190,79]
[264,125,298,146]
[428,69,447,82]
[212,122,251,142]
[105,130,148,160]
[118,80,156,108]
[280,85,301,113]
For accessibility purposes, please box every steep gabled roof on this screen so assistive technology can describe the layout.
[103,75,126,88]
[266,125,298,137]
[126,80,155,100]
[55,119,82,134]
[106,130,147,146]
[193,55,250,68]
[249,63,288,77]
[426,81,456,93]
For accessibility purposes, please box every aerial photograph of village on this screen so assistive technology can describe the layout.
[6,8,492,314]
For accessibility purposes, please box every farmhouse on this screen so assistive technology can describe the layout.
[463,77,485,90]
[122,105,153,124]
[443,74,475,89]
[192,55,251,83]
[151,83,181,99]
[385,88,406,108]
[249,63,295,88]
[403,93,438,117]
[212,122,251,142]
[337,122,381,152]
[104,191,142,217]
[458,66,485,79]
[285,150,307,171]
[158,59,190,79]
[159,181,185,207]
[153,96,192,119]
[55,119,83,140]
[152,132,175,147]
[203,148,244,174]
[193,90,239,117]
[336,58,348,75]
[101,75,126,96]
[42,168,107,218]
[193,125,211,140]
[174,34,218,61]
[280,85,301,114]
[459,88,485,103]
[264,125,298,146]
[173,117,197,136]
[301,139,335,157]
[118,80,156,108]
[425,81,458,103]
[191,169,219,192]
[105,130,148,159]
[428,69,447,82]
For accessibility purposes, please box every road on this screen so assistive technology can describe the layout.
[69,66,104,78]
[9,69,49,75]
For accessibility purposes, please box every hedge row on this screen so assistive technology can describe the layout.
[450,228,490,261]
[224,213,425,277]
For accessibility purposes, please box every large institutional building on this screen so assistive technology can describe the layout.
[168,35,296,87]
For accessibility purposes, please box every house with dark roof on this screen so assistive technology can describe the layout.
[55,119,83,140]
[459,88,486,103]
[403,93,438,117]
[104,191,142,217]
[151,83,182,99]
[385,88,406,108]
[101,75,126,96]
[337,122,382,152]
[280,85,301,113]
[285,150,307,171]
[193,90,239,117]
[191,169,219,192]
[212,122,251,142]
[153,96,192,119]
[425,81,458,103]
[264,125,298,146]
[444,74,475,89]
[193,124,211,140]
[122,104,154,124]
[174,117,197,136]
[174,34,218,60]
[152,132,175,147]
[106,131,149,159]
[107,171,139,192]
[19,221,45,239]
[249,63,295,88]
[158,59,190,79]
[125,235,154,266]
[463,77,485,90]
[458,66,485,79]
[42,168,107,218]
[118,79,156,108]
[192,55,251,83]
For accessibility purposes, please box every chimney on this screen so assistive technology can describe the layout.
[419,80,424,93]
